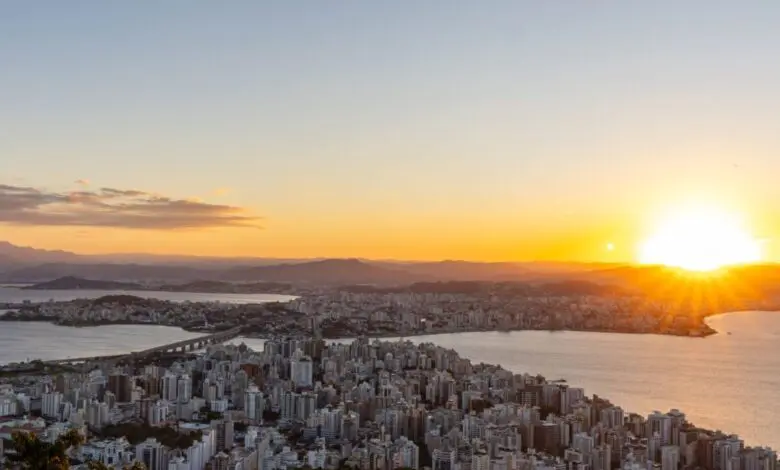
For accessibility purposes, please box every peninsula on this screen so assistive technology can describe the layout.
[1,286,722,338]
[1,336,776,470]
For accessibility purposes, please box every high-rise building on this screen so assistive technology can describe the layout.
[281,390,317,421]
[432,444,457,470]
[291,356,314,388]
[161,372,179,402]
[0,394,18,417]
[393,436,420,470]
[42,392,63,419]
[244,385,265,422]
[213,452,231,470]
[103,391,116,410]
[573,432,595,455]
[150,400,169,426]
[176,374,192,404]
[600,406,625,429]
[212,419,235,451]
[341,411,359,441]
[54,375,69,394]
[592,444,612,470]
[86,399,110,429]
[136,438,167,470]
[647,411,673,446]
[662,445,681,470]
[107,373,133,403]
[560,386,585,415]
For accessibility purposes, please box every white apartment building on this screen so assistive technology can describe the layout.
[0,394,18,417]
[42,392,63,419]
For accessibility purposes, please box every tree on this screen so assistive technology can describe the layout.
[8,429,84,470]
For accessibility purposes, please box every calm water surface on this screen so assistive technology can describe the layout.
[0,286,296,304]
[0,323,205,364]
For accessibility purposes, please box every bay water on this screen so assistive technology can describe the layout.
[0,285,777,448]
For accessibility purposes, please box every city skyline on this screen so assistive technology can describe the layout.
[4,2,780,264]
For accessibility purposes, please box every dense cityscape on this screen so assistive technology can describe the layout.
[0,286,717,340]
[1,334,776,470]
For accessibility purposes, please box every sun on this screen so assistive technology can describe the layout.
[638,206,761,272]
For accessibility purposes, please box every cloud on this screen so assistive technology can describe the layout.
[212,187,231,196]
[0,184,261,230]
[74,179,90,186]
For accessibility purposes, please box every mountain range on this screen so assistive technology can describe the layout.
[2,241,780,302]
[0,241,590,285]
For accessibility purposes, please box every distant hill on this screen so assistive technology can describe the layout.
[224,258,429,285]
[0,241,81,264]
[568,264,780,305]
[84,253,318,267]
[22,276,143,290]
[1,258,427,287]
[0,258,425,285]
[0,254,20,269]
[340,279,624,296]
[158,280,294,293]
[4,240,779,301]
[382,260,533,281]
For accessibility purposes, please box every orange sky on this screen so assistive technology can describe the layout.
[4,204,775,263]
[1,180,778,263]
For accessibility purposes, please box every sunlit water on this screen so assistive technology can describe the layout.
[234,311,780,449]
[1,287,777,449]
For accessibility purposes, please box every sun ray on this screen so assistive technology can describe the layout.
[639,206,761,272]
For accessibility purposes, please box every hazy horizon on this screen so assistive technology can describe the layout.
[4,2,780,264]
[0,239,623,265]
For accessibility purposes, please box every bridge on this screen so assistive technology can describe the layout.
[44,326,243,366]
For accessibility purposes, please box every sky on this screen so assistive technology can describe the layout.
[2,1,780,262]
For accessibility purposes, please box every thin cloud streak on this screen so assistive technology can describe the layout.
[0,184,261,230]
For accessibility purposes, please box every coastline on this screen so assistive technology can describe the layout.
[4,290,778,340]
[0,316,720,337]
[4,314,780,448]
[251,323,719,341]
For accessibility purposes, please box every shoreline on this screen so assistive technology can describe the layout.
[0,317,723,338]
[361,338,780,451]
[4,309,778,341]
[257,324,719,341]
[0,316,717,338]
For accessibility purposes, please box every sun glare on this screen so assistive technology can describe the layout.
[638,206,761,272]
